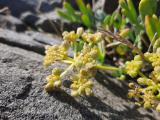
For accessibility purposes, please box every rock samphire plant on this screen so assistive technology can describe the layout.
[126,51,160,112]
[44,0,160,113]
[43,27,122,97]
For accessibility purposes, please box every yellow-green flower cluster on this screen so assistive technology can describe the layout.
[144,52,160,67]
[45,69,62,92]
[82,32,102,44]
[125,55,143,78]
[43,27,116,97]
[62,27,102,44]
[69,45,99,96]
[75,44,98,69]
[127,52,160,112]
[43,43,68,67]
[71,70,94,97]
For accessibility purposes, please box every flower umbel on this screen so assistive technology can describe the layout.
[43,27,119,97]
[45,69,62,92]
[43,44,68,67]
[125,55,143,78]
[127,52,160,112]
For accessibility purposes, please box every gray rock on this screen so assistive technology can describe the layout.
[39,1,54,13]
[0,43,160,120]
[0,15,27,32]
[0,0,41,17]
[93,0,118,14]
[35,11,62,34]
[36,11,81,34]
[0,29,69,55]
[0,0,63,17]
[20,12,40,29]
[25,31,62,45]
[51,0,62,9]
[0,29,45,54]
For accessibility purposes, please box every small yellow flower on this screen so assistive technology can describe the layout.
[137,77,153,86]
[144,52,160,67]
[156,103,160,112]
[63,31,78,43]
[70,70,94,97]
[76,27,84,37]
[82,32,102,43]
[43,45,68,67]
[75,45,98,69]
[151,66,160,82]
[71,78,93,97]
[125,60,143,78]
[144,101,152,109]
[45,69,62,92]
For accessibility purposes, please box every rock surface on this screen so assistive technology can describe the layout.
[0,0,61,17]
[0,43,160,120]
[0,15,27,32]
[0,29,45,54]
[0,29,62,54]
[0,0,160,119]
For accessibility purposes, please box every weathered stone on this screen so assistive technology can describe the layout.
[0,29,45,54]
[0,43,160,120]
[93,0,118,14]
[39,1,54,13]
[20,12,40,29]
[25,31,62,45]
[51,0,62,9]
[0,0,40,17]
[0,15,27,32]
[0,0,63,17]
[36,11,81,33]
[35,11,61,33]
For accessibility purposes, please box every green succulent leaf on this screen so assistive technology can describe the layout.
[153,38,160,52]
[127,0,138,24]
[57,10,74,22]
[145,15,160,41]
[81,14,92,28]
[139,0,157,20]
[97,40,106,64]
[76,0,88,15]
[64,2,81,22]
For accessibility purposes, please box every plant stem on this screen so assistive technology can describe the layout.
[60,64,74,78]
[95,65,119,71]
[66,57,75,62]
[62,60,73,64]
[138,71,148,78]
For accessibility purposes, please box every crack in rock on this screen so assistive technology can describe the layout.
[16,83,32,100]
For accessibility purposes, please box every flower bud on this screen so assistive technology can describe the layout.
[156,103,160,112]
[54,80,62,87]
[128,83,135,89]
[76,27,84,36]
[71,90,79,97]
[85,88,93,96]
[144,101,152,109]
[119,28,130,38]
[45,82,54,92]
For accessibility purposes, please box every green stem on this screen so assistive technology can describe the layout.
[95,65,119,71]
[138,71,148,78]
[60,64,74,78]
[62,60,73,64]
[66,57,75,62]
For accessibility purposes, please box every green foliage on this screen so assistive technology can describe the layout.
[48,0,160,112]
[119,0,138,24]
[145,15,160,41]
[139,0,157,20]
[57,0,94,28]
[44,28,120,96]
